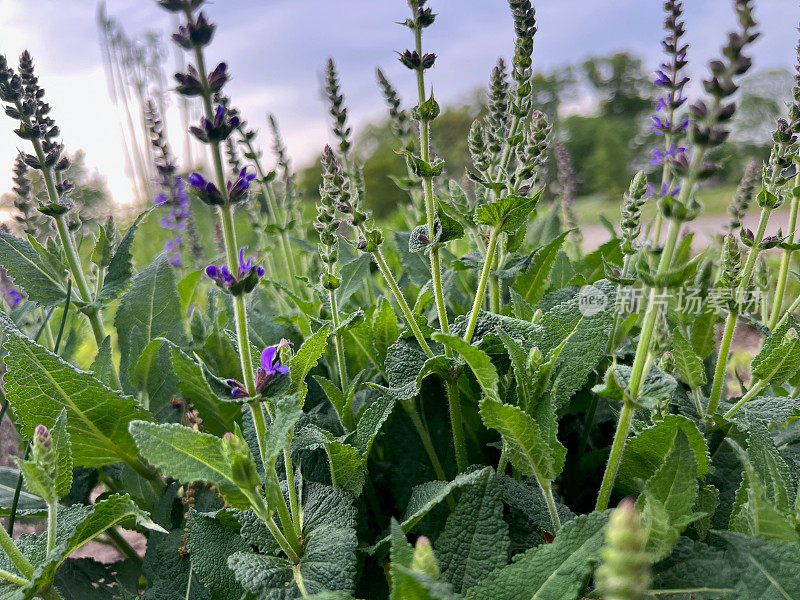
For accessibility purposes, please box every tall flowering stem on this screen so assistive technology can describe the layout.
[649,0,690,244]
[0,52,121,390]
[401,1,451,348]
[597,0,757,511]
[166,0,303,559]
[317,147,350,402]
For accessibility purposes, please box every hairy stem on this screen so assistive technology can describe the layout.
[595,400,635,511]
[540,480,562,533]
[445,376,468,473]
[768,180,799,329]
[464,227,500,343]
[707,309,738,415]
[0,522,33,579]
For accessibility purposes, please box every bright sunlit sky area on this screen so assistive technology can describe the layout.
[0,0,797,205]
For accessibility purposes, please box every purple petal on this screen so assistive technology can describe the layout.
[261,346,277,372]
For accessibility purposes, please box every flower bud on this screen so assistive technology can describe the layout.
[222,430,261,492]
[411,536,439,580]
[31,424,56,475]
[596,498,651,600]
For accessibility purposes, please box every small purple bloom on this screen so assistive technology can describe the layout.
[7,288,21,308]
[254,339,292,393]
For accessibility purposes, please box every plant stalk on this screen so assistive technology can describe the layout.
[464,227,500,343]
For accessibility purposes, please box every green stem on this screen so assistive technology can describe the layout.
[489,248,500,313]
[105,525,143,567]
[540,480,562,533]
[270,470,303,557]
[445,376,467,473]
[723,379,767,420]
[265,514,300,563]
[364,236,434,357]
[413,26,451,353]
[0,568,27,587]
[39,586,66,600]
[403,401,447,483]
[0,521,33,579]
[768,180,799,329]
[595,400,635,511]
[464,227,500,343]
[707,310,738,416]
[46,501,57,556]
[497,445,508,475]
[283,444,302,538]
[328,289,348,392]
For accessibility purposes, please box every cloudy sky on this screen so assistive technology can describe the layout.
[0,0,797,205]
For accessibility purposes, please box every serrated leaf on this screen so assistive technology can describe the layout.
[115,254,189,393]
[337,254,372,307]
[89,336,115,389]
[479,398,564,483]
[617,415,709,496]
[98,208,151,301]
[671,328,706,389]
[169,347,240,437]
[187,509,249,600]
[390,520,460,600]
[650,537,738,599]
[432,334,499,402]
[750,318,800,386]
[51,409,72,498]
[1,314,150,468]
[730,396,799,430]
[474,190,542,233]
[345,396,395,457]
[513,231,571,305]
[0,228,66,306]
[497,329,533,411]
[436,468,510,593]
[129,421,250,509]
[288,324,330,407]
[326,441,366,496]
[466,510,609,600]
[714,531,800,599]
[228,482,357,598]
[373,297,400,361]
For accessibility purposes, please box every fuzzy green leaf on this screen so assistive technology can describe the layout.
[115,254,189,393]
[169,346,240,437]
[474,190,542,233]
[228,482,357,598]
[129,421,250,509]
[436,468,510,593]
[98,208,151,302]
[433,333,499,402]
[288,324,331,406]
[0,467,46,517]
[671,328,706,389]
[345,397,395,457]
[466,510,609,600]
[714,531,800,599]
[0,229,66,307]
[1,314,150,468]
[373,297,400,361]
[513,230,571,305]
[617,415,709,495]
[187,510,249,600]
[89,336,116,389]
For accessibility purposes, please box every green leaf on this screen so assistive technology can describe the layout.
[474,191,542,233]
[436,468,510,593]
[479,398,564,483]
[513,231,571,305]
[115,254,189,393]
[0,229,65,307]
[326,441,366,496]
[346,397,395,457]
[129,421,251,509]
[617,415,709,496]
[228,482,357,598]
[337,255,371,307]
[636,430,701,561]
[98,208,151,301]
[466,510,609,600]
[433,334,499,402]
[51,409,73,498]
[262,400,304,469]
[0,466,46,517]
[714,531,800,599]
[729,396,799,431]
[750,318,800,386]
[671,328,706,389]
[169,347,240,437]
[89,336,116,389]
[1,314,150,468]
[373,297,400,361]
[288,324,331,406]
[314,374,351,424]
[650,538,738,599]
[497,329,533,411]
[187,509,249,600]
[643,430,699,526]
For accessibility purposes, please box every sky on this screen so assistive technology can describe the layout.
[0,0,797,206]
